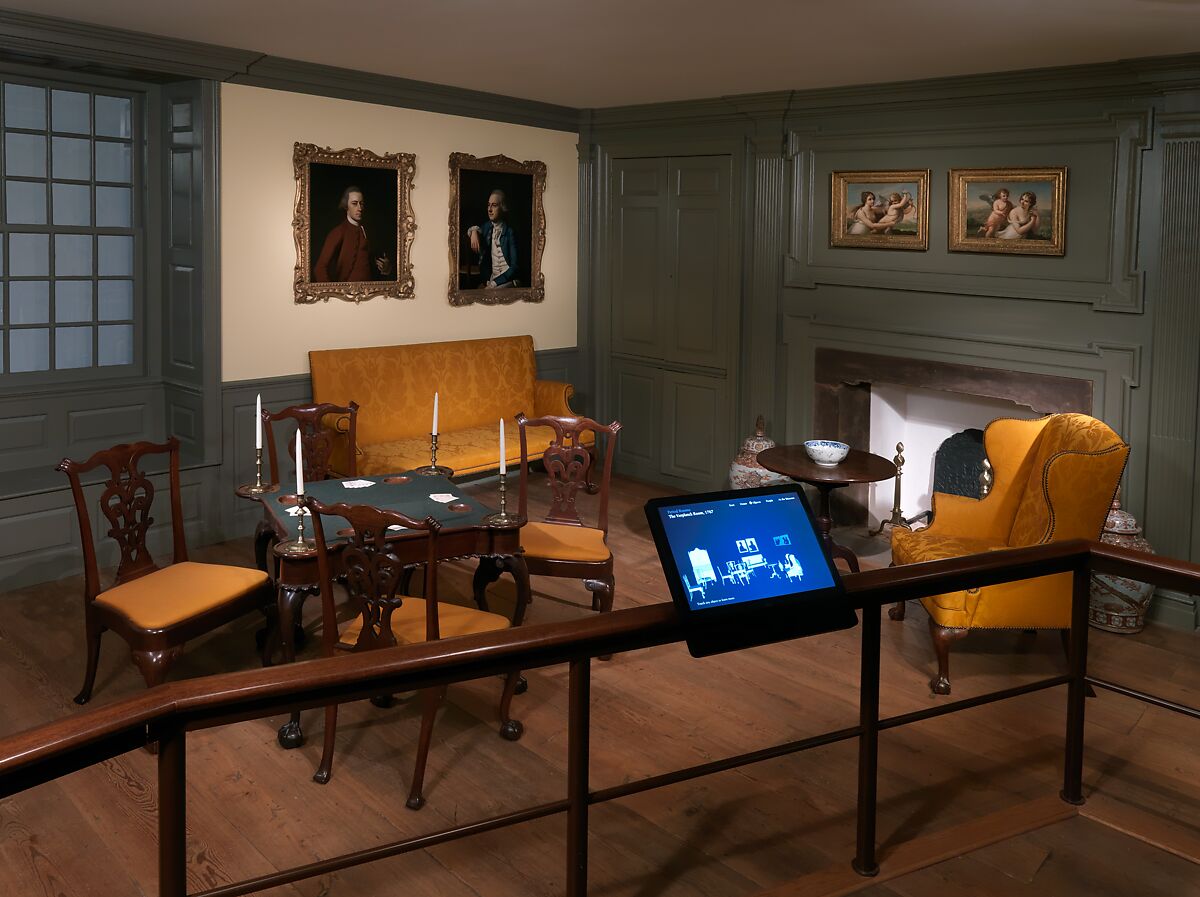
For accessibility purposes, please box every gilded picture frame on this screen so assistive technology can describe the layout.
[448,152,546,307]
[830,169,930,251]
[292,143,416,304]
[948,167,1067,256]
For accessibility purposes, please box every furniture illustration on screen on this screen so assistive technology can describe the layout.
[689,548,717,588]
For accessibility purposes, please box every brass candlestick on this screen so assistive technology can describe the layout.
[277,496,315,557]
[413,433,453,477]
[238,447,277,497]
[483,471,519,526]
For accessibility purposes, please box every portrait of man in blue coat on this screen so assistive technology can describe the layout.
[467,189,520,289]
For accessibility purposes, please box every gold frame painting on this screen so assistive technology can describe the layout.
[948,167,1067,256]
[292,143,416,304]
[830,169,930,251]
[448,152,546,307]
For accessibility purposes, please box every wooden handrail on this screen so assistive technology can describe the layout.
[3,539,1199,799]
[3,538,1199,896]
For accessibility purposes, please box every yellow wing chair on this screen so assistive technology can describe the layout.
[890,413,1129,695]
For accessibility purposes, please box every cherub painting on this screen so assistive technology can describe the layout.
[949,167,1066,256]
[830,170,929,251]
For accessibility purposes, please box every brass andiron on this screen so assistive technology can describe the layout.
[413,432,453,477]
[277,496,314,557]
[483,471,519,526]
[869,442,913,537]
[979,458,993,497]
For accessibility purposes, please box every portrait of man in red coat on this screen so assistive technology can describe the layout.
[312,185,393,283]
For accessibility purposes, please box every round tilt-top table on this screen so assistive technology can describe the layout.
[756,446,896,573]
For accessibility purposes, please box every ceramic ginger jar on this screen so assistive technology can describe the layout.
[729,415,792,489]
[1089,491,1156,633]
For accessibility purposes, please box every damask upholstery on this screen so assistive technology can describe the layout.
[309,335,589,477]
[891,413,1129,632]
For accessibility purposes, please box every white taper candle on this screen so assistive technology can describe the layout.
[432,392,439,436]
[255,394,262,449]
[499,417,506,475]
[295,428,304,496]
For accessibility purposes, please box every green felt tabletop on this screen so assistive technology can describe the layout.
[265,473,496,542]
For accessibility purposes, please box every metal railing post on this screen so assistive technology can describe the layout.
[852,606,881,876]
[158,723,188,897]
[1061,563,1091,805]
[566,656,591,897]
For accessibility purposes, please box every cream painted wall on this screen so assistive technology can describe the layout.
[219,83,579,382]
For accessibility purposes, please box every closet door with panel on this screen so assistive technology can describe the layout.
[609,154,736,490]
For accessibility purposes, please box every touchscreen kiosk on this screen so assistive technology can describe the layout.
[645,484,856,657]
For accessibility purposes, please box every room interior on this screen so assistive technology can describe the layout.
[0,3,1199,895]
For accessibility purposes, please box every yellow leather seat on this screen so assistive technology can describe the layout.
[890,413,1129,694]
[520,522,612,563]
[96,562,269,631]
[338,597,511,648]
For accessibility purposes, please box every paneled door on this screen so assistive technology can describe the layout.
[609,155,736,490]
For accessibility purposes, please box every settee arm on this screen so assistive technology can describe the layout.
[320,411,357,477]
[534,379,578,417]
[925,491,1013,543]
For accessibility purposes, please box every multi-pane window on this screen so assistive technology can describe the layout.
[1,79,138,375]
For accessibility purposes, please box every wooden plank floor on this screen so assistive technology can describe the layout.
[1,475,1198,896]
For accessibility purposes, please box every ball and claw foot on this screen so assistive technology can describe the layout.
[73,692,90,706]
[929,675,952,696]
[405,795,426,811]
[312,768,330,785]
[500,719,524,741]
[888,601,906,621]
[370,694,395,708]
[277,720,305,749]
[514,676,528,695]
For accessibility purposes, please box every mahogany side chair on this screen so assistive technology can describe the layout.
[474,413,620,621]
[58,438,274,704]
[306,497,524,808]
[255,400,359,582]
[262,401,360,485]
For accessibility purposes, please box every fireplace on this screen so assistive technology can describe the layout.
[813,348,1093,525]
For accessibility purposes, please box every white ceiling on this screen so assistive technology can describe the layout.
[6,0,1200,108]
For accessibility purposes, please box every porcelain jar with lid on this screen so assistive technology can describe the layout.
[1089,490,1156,633]
[729,415,792,489]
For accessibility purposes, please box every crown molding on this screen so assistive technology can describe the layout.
[232,57,579,132]
[588,53,1200,131]
[0,9,581,131]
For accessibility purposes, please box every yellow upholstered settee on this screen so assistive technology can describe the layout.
[890,413,1129,695]
[309,335,589,477]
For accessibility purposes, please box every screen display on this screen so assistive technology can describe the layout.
[657,491,836,611]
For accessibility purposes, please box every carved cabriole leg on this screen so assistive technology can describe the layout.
[585,570,616,662]
[75,617,105,705]
[498,671,524,741]
[508,555,532,626]
[887,563,906,621]
[276,583,315,749]
[131,647,181,689]
[312,703,338,784]
[406,686,447,810]
[472,557,502,613]
[928,617,969,695]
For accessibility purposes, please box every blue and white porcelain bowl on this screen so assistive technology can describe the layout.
[804,439,850,467]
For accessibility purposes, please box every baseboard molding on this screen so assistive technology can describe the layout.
[1146,588,1198,631]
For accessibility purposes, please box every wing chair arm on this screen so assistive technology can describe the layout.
[926,491,1013,543]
